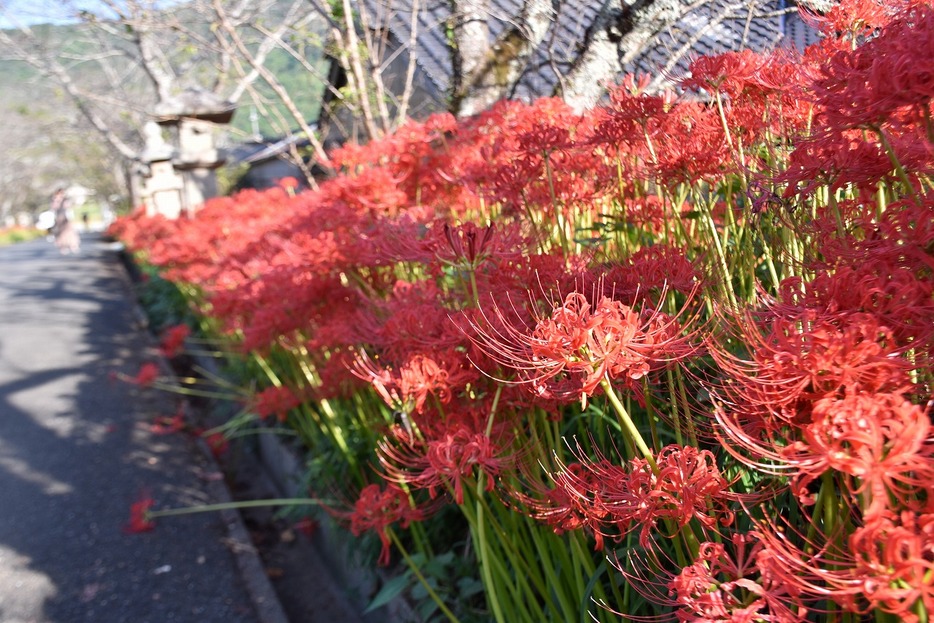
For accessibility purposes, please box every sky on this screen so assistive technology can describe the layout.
[0,1,185,29]
[0,1,103,28]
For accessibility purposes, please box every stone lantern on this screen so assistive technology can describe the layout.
[151,88,237,216]
[134,121,185,218]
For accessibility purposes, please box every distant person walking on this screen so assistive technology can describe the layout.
[51,188,80,254]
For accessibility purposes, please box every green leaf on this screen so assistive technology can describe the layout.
[364,573,411,614]
[423,551,455,575]
[456,577,485,598]
[416,596,440,620]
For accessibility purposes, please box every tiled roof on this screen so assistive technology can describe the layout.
[361,0,821,99]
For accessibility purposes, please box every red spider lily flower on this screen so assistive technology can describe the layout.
[436,221,531,276]
[131,362,160,387]
[709,308,918,486]
[380,220,528,272]
[812,4,934,133]
[349,484,424,566]
[681,49,766,99]
[809,0,904,38]
[293,517,318,538]
[669,538,765,622]
[466,285,701,406]
[846,510,934,621]
[352,350,476,415]
[754,509,934,622]
[604,445,733,546]
[444,221,493,267]
[202,431,229,458]
[277,177,300,193]
[794,392,933,513]
[591,73,671,149]
[539,445,732,549]
[778,129,893,200]
[787,267,934,357]
[575,245,704,306]
[651,101,733,185]
[158,324,190,358]
[781,203,934,357]
[613,530,808,621]
[709,309,912,428]
[516,460,616,551]
[150,405,186,435]
[378,422,514,505]
[124,495,156,534]
[513,98,578,155]
[666,532,811,623]
[353,279,464,359]
[250,385,302,422]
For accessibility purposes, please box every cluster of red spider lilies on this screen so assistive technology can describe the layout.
[113,1,934,620]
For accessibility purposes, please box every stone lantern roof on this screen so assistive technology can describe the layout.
[152,88,237,125]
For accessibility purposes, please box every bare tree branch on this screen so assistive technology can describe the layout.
[394,0,421,125]
[0,26,141,159]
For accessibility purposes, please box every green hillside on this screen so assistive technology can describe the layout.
[0,5,327,137]
[229,47,327,139]
[0,2,327,221]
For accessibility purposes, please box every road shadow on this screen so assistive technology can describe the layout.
[0,234,258,623]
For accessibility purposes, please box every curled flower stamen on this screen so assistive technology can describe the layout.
[465,282,703,406]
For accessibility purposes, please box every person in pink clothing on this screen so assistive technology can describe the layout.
[50,188,80,254]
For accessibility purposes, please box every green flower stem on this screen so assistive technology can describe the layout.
[189,362,251,391]
[485,385,502,437]
[387,528,462,623]
[699,199,739,311]
[643,379,660,450]
[714,91,736,152]
[641,124,658,164]
[569,530,620,619]
[827,191,847,239]
[145,379,242,402]
[460,485,549,621]
[527,523,577,621]
[675,370,698,448]
[252,353,282,386]
[601,378,702,565]
[600,378,658,474]
[409,514,435,563]
[665,368,685,447]
[758,229,782,294]
[468,267,480,308]
[147,497,336,520]
[317,397,353,462]
[473,473,506,623]
[221,427,297,439]
[475,492,549,599]
[874,126,921,205]
[915,599,929,623]
[876,182,887,220]
[543,154,571,256]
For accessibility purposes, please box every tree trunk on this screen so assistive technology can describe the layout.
[451,0,553,117]
[561,0,686,112]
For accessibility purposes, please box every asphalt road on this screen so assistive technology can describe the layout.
[0,233,261,623]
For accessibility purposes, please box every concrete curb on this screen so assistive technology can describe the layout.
[195,437,292,623]
[114,242,291,623]
[115,239,422,622]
